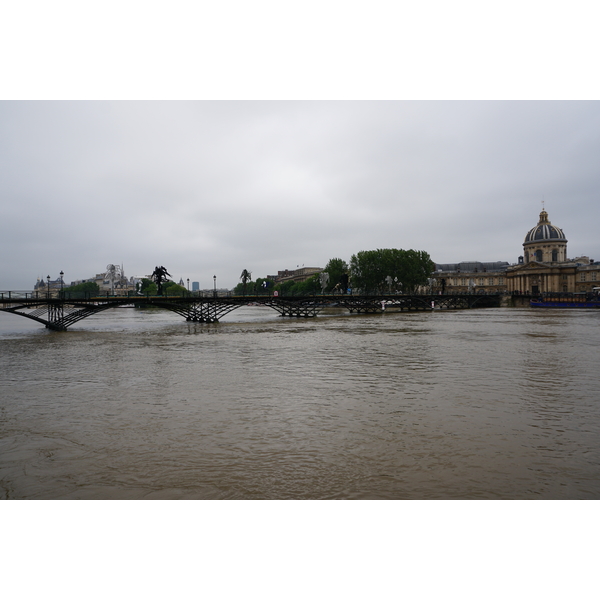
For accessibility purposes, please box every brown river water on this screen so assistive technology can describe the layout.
[1,305,599,499]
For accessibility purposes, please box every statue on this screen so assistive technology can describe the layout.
[151,265,171,295]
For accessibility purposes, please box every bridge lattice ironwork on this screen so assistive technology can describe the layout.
[0,291,503,331]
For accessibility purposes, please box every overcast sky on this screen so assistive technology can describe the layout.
[1,100,599,290]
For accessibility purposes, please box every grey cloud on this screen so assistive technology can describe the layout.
[1,101,599,290]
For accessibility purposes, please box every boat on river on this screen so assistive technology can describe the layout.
[530,289,600,308]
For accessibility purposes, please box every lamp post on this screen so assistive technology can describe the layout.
[46,275,51,299]
[60,271,64,298]
[213,275,217,298]
[187,278,190,291]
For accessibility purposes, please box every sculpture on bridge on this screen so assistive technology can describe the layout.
[319,272,329,293]
[151,265,172,296]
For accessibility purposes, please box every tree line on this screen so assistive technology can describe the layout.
[60,248,435,298]
[138,278,186,296]
[233,248,435,295]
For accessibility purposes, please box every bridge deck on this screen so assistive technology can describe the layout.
[0,292,503,330]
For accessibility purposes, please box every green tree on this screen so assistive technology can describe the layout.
[138,278,154,293]
[274,275,321,296]
[323,258,349,292]
[145,282,158,295]
[294,274,321,295]
[396,249,436,293]
[349,250,383,292]
[62,281,100,298]
[254,278,272,295]
[274,279,296,295]
[163,283,187,296]
[139,279,158,295]
[350,249,435,294]
[240,269,252,295]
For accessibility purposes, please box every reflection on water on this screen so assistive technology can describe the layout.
[1,306,599,499]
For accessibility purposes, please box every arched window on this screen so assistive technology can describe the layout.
[552,249,558,262]
[535,249,543,262]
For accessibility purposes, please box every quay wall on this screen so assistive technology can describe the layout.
[500,295,531,308]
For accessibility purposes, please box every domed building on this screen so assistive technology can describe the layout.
[505,209,597,295]
[432,208,599,296]
[523,209,568,264]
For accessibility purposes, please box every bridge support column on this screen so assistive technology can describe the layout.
[185,302,219,323]
[46,302,66,330]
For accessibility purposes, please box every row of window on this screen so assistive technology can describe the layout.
[449,277,505,286]
[526,249,562,262]
[447,273,597,285]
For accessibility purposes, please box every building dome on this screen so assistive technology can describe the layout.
[524,209,567,244]
[523,209,568,264]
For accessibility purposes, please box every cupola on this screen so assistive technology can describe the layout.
[523,209,567,264]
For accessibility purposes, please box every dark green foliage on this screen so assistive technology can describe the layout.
[254,278,272,294]
[240,269,252,295]
[233,249,433,296]
[163,283,187,295]
[349,249,435,293]
[275,279,296,295]
[274,274,320,296]
[62,281,100,297]
[293,274,321,295]
[233,277,272,295]
[138,278,185,296]
[323,258,349,292]
[138,279,158,295]
[138,278,154,293]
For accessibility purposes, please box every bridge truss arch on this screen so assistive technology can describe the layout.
[0,292,502,331]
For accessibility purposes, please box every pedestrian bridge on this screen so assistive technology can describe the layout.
[0,291,502,331]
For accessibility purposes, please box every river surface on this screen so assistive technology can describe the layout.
[1,305,599,499]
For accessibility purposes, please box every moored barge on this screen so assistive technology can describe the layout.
[531,289,600,308]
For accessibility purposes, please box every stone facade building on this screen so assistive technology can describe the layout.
[267,267,323,285]
[433,209,599,295]
[433,261,509,294]
[33,276,63,298]
[33,265,137,296]
[505,210,598,294]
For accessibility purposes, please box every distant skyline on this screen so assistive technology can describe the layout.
[2,101,599,290]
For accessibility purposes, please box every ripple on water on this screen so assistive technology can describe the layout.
[1,307,599,498]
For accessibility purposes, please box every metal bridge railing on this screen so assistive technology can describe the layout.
[1,289,509,302]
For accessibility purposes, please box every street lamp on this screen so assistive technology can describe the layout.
[213,275,217,298]
[187,278,190,291]
[60,271,64,297]
[46,275,51,298]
